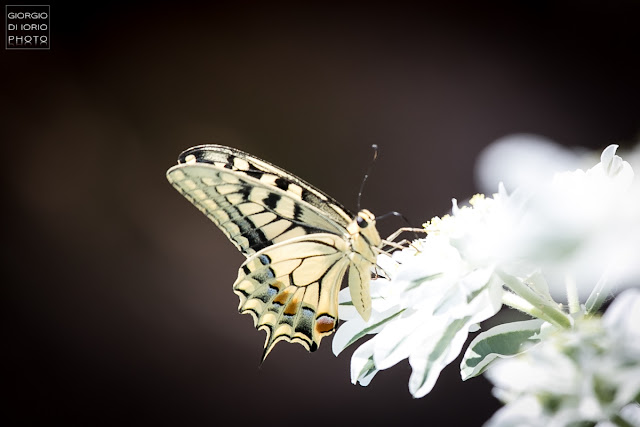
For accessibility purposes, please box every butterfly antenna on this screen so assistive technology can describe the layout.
[376,210,408,223]
[357,144,379,211]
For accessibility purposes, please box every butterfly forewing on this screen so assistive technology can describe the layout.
[167,145,382,358]
[168,145,354,251]
[168,164,346,255]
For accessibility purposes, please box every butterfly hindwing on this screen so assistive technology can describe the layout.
[233,234,352,360]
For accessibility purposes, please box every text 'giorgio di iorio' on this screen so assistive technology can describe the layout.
[5,5,51,50]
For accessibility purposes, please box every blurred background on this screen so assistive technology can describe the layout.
[3,1,638,425]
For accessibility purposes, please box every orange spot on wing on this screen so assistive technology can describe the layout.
[271,283,290,305]
[315,315,336,334]
[272,294,289,305]
[284,298,301,316]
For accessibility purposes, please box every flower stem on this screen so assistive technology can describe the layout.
[565,274,580,314]
[498,271,572,329]
[502,292,545,319]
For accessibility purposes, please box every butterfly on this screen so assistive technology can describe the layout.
[167,145,382,360]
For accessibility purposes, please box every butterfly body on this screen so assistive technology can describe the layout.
[167,145,380,359]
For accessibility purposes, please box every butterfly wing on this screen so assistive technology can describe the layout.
[166,145,353,256]
[233,233,372,360]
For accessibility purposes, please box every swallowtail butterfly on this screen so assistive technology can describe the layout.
[167,145,382,360]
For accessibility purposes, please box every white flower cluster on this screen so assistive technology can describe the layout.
[485,289,640,427]
[334,141,640,424]
[333,198,505,397]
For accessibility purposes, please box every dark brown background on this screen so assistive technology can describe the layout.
[3,1,639,425]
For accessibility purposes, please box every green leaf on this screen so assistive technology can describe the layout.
[460,319,547,380]
[526,270,554,303]
[335,309,406,354]
[409,316,471,397]
[356,357,377,384]
[585,272,612,315]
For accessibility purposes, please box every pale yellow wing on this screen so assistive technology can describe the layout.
[166,145,353,256]
[233,233,373,360]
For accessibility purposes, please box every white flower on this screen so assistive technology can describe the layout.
[479,138,640,299]
[507,144,639,298]
[475,134,588,194]
[333,194,506,397]
[484,289,640,427]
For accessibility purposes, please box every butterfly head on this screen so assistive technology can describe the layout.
[348,209,382,249]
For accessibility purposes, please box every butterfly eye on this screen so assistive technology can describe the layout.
[356,216,368,228]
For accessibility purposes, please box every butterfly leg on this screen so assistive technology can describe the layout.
[384,227,427,244]
[371,262,392,280]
